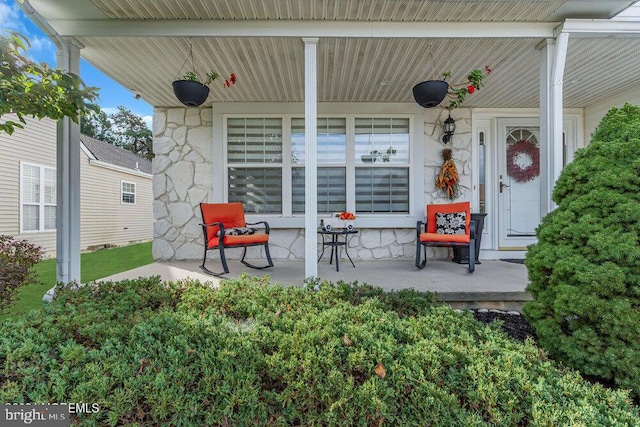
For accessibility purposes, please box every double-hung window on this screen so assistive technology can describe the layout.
[225,115,411,218]
[227,118,283,214]
[292,118,347,213]
[21,162,56,232]
[121,181,136,204]
[354,118,410,213]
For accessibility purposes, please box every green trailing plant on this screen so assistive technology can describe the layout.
[181,70,218,85]
[524,102,640,399]
[0,31,99,134]
[443,66,492,110]
[0,235,43,310]
[1,276,637,425]
[180,70,236,87]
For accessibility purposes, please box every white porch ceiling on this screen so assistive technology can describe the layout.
[24,0,640,109]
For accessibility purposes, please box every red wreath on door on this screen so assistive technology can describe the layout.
[507,139,540,183]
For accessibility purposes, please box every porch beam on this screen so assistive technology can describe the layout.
[557,19,640,37]
[47,19,557,38]
[303,38,319,280]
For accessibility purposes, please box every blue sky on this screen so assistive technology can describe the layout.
[1,0,154,128]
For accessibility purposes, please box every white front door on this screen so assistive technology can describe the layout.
[497,118,541,249]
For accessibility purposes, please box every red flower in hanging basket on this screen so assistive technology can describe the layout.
[442,66,492,110]
[506,140,540,183]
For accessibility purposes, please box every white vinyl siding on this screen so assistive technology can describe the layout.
[225,115,411,217]
[121,181,136,204]
[20,162,56,233]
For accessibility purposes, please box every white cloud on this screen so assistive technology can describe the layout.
[142,115,153,130]
[1,1,54,62]
[26,35,56,63]
[0,2,24,32]
[101,107,119,116]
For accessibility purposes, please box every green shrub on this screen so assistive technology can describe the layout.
[1,276,637,426]
[524,103,640,399]
[0,235,43,310]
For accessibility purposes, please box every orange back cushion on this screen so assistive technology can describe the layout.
[426,202,471,234]
[200,203,247,243]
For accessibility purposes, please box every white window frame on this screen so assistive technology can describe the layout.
[214,103,424,228]
[20,162,56,233]
[121,180,136,205]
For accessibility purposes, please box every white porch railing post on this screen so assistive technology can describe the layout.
[56,38,82,284]
[303,37,319,280]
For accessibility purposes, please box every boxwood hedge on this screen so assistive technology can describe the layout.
[1,276,638,426]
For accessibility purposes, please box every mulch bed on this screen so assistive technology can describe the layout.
[472,310,538,342]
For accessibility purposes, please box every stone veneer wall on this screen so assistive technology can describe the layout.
[152,106,473,262]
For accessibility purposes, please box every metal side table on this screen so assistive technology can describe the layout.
[317,229,358,271]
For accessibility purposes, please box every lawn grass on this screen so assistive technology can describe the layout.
[0,242,153,321]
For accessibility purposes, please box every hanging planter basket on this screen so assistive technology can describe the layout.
[412,80,449,108]
[172,80,210,107]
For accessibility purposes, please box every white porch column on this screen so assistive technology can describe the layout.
[303,37,319,280]
[537,33,568,216]
[56,38,82,283]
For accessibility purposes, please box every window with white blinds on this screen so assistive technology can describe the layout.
[21,162,56,232]
[292,167,346,214]
[228,167,282,214]
[355,118,410,213]
[227,118,284,213]
[291,117,347,214]
[291,118,346,164]
[226,115,411,217]
[228,118,283,164]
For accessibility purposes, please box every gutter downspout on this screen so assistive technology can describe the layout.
[18,0,83,284]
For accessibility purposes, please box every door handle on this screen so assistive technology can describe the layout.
[500,182,510,193]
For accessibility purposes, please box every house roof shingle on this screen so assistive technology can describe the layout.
[80,134,152,174]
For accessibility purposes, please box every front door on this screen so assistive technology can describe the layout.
[497,118,541,249]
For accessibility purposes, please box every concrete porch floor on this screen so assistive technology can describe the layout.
[98,258,532,311]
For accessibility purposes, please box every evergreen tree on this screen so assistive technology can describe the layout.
[523,103,640,398]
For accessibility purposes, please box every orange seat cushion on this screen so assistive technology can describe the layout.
[419,232,470,244]
[207,233,269,248]
[426,202,471,234]
[201,202,247,243]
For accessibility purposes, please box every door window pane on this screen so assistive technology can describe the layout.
[228,167,282,214]
[505,127,540,236]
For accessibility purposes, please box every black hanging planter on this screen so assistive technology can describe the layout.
[412,80,449,108]
[172,80,210,107]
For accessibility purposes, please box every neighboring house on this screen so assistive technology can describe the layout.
[0,114,153,256]
[19,0,640,279]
